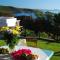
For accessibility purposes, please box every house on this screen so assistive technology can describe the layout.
[0,16,18,27]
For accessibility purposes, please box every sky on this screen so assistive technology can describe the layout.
[0,0,60,10]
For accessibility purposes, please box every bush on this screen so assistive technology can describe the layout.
[0,48,9,54]
[40,32,48,38]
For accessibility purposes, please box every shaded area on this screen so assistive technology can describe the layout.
[54,51,60,56]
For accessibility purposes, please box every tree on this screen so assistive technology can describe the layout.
[53,13,60,40]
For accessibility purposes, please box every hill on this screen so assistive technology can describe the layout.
[0,6,35,16]
[0,5,60,16]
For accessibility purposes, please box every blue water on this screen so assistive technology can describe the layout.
[43,50,54,56]
[14,12,37,19]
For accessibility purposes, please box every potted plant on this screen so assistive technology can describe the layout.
[0,25,22,52]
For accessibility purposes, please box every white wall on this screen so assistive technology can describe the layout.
[0,17,17,27]
[6,18,17,27]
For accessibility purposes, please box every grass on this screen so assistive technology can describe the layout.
[27,40,60,60]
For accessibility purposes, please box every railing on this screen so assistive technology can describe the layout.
[19,36,58,47]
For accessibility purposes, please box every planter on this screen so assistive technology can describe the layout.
[8,47,15,53]
[17,39,27,46]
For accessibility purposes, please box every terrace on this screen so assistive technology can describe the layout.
[0,16,59,60]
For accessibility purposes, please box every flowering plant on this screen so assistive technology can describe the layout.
[11,49,38,60]
[0,48,9,54]
[0,25,22,48]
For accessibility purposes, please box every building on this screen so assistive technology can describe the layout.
[0,16,18,27]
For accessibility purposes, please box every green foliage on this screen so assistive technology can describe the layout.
[8,36,19,49]
[21,29,35,36]
[0,40,6,46]
[20,53,27,60]
[34,10,45,18]
[4,32,19,48]
[40,32,48,38]
[26,29,35,36]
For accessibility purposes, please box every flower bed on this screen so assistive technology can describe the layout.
[11,49,38,60]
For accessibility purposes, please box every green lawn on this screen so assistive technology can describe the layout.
[27,40,60,60]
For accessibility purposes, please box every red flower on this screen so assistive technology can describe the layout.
[11,49,32,60]
[20,49,32,55]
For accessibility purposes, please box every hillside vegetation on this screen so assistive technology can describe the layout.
[0,5,35,16]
